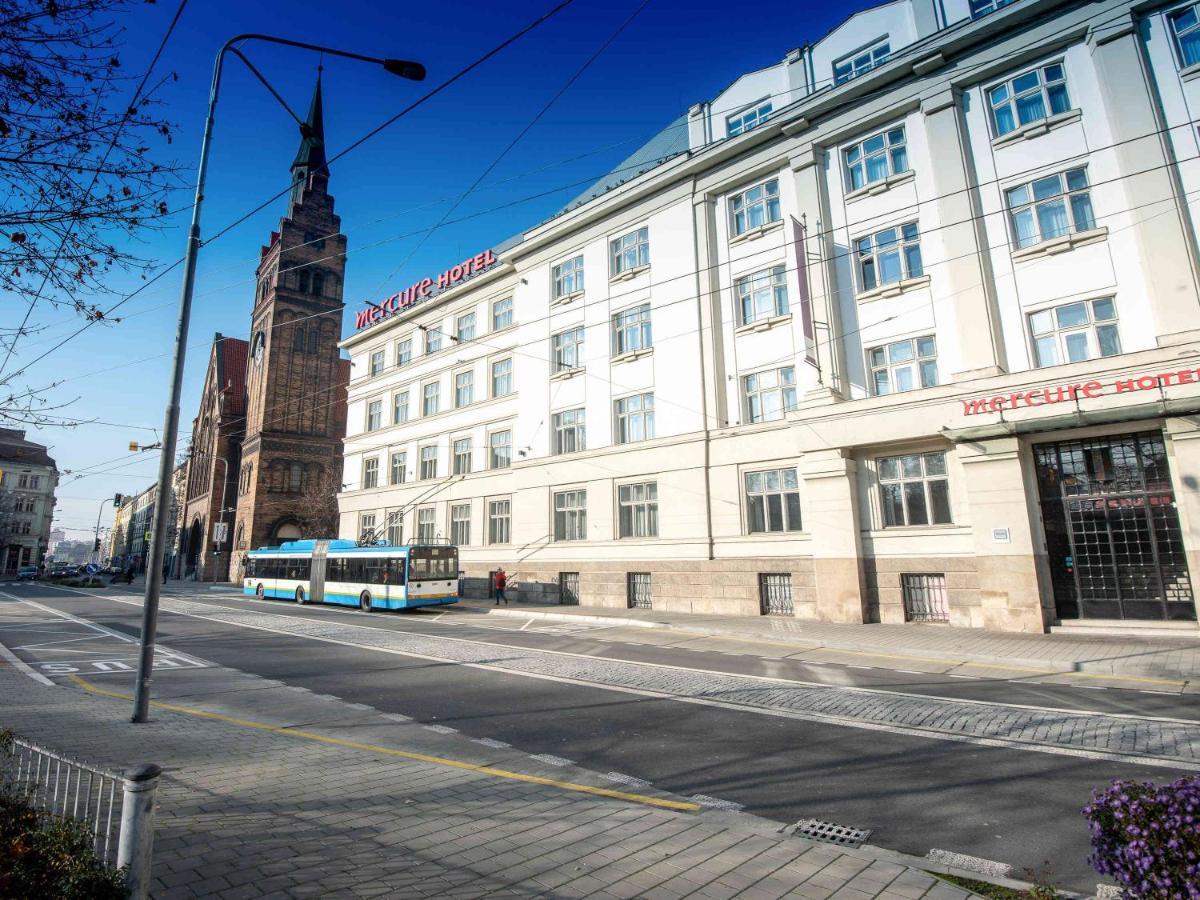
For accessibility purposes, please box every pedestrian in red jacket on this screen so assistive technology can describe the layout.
[493,568,507,606]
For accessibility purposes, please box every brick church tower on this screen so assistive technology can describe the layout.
[232,73,350,556]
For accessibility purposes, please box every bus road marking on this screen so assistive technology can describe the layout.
[35,652,208,678]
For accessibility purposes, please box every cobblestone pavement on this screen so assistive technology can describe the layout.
[451,599,1200,681]
[0,666,980,899]
[149,596,1200,767]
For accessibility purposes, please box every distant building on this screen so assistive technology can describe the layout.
[179,75,349,581]
[340,0,1200,633]
[0,428,58,573]
[47,527,66,556]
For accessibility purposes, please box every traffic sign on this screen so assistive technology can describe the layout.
[85,563,99,575]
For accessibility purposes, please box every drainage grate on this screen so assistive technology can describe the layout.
[786,818,872,847]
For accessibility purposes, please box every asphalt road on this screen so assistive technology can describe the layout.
[4,582,1197,893]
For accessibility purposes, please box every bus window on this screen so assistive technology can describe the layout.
[409,548,459,581]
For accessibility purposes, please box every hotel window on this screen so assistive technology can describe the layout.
[488,499,511,544]
[553,254,585,298]
[359,513,376,536]
[456,312,476,343]
[362,457,379,489]
[970,0,1016,17]
[1006,168,1094,249]
[618,482,658,538]
[366,399,382,432]
[729,179,781,236]
[727,100,772,136]
[416,507,436,543]
[489,430,512,469]
[552,408,585,455]
[455,370,474,408]
[878,452,951,527]
[425,326,443,355]
[1029,298,1121,368]
[552,326,585,373]
[736,265,789,325]
[492,296,513,331]
[1172,5,1200,67]
[845,127,908,191]
[396,338,412,368]
[743,366,797,423]
[988,64,1070,137]
[419,445,438,480]
[386,516,403,547]
[491,358,513,398]
[833,39,890,85]
[390,451,406,485]
[869,336,938,395]
[857,223,923,291]
[453,438,473,475]
[369,350,385,376]
[422,381,440,416]
[614,393,655,444]
[610,226,649,275]
[553,489,587,541]
[450,503,471,546]
[744,468,802,534]
[611,303,652,356]
[393,391,410,425]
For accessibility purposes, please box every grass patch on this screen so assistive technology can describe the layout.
[930,872,1061,899]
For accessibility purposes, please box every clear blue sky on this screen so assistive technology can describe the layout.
[14,0,875,538]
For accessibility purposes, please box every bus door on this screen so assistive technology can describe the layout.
[310,540,328,603]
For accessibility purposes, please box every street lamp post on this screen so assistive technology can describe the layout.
[130,34,424,724]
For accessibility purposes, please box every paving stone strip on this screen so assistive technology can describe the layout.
[155,596,1200,765]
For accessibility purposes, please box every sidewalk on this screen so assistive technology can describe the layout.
[0,665,989,899]
[460,599,1200,681]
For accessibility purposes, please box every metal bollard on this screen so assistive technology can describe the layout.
[117,763,162,900]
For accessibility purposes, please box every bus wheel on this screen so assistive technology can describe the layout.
[295,586,306,605]
[360,592,372,612]
[255,583,265,600]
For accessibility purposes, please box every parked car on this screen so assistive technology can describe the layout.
[49,565,74,578]
[16,565,38,581]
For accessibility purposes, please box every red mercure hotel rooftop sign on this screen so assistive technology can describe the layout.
[355,249,498,331]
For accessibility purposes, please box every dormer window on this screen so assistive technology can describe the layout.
[834,39,890,85]
[969,0,1017,19]
[727,100,773,137]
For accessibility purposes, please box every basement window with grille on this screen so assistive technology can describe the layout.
[901,573,949,623]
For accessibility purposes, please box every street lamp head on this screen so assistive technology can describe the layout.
[382,58,426,81]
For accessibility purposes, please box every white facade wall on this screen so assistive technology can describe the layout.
[340,0,1200,631]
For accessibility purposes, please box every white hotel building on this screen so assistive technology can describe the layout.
[341,0,1200,633]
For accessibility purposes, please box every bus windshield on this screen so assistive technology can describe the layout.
[409,546,458,581]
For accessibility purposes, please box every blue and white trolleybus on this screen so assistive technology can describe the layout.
[243,539,459,611]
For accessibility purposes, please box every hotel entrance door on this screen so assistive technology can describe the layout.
[1034,432,1196,621]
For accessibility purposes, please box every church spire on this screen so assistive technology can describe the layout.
[290,72,327,206]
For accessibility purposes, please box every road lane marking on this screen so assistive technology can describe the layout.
[0,635,54,685]
[67,675,700,813]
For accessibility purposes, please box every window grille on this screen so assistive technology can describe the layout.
[901,573,949,622]
[627,572,652,609]
[759,573,794,616]
[559,571,580,605]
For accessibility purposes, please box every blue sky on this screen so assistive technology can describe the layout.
[12,0,875,538]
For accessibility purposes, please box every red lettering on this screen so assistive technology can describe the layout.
[1179,369,1196,385]
[961,398,990,415]
[437,271,450,288]
[449,265,464,283]
[385,294,400,313]
[483,249,496,265]
[355,308,371,329]
[1008,393,1022,409]
[419,278,433,296]
[1044,387,1067,404]
[988,396,1007,412]
[1081,380,1103,398]
[1114,378,1136,392]
[1023,390,1042,406]
[369,306,382,323]
[474,252,487,270]
[1159,371,1179,387]
[1137,375,1161,391]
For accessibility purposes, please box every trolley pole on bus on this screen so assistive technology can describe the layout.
[130,35,424,724]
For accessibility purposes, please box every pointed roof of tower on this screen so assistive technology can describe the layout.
[291,72,327,177]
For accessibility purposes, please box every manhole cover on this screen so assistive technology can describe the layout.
[785,818,872,847]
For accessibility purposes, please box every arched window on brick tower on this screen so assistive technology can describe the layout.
[297,269,310,293]
[312,270,325,296]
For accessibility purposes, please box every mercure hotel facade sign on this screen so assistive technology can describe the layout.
[354,250,498,331]
[961,366,1200,415]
